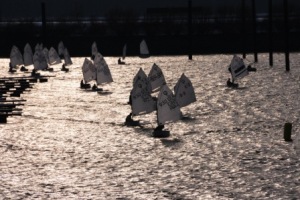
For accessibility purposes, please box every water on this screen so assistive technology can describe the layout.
[0,54,299,199]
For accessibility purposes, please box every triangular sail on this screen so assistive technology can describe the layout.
[157,85,181,125]
[23,43,33,66]
[94,53,113,85]
[33,49,48,71]
[148,63,166,92]
[229,55,249,80]
[91,41,98,58]
[174,73,196,108]
[63,48,73,66]
[48,47,62,65]
[122,44,127,60]
[43,48,50,64]
[35,43,43,52]
[58,41,65,57]
[140,40,150,58]
[82,58,96,83]
[133,68,152,92]
[130,78,156,115]
[10,45,24,67]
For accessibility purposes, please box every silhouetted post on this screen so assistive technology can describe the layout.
[252,0,258,62]
[284,0,290,71]
[41,2,46,44]
[268,0,273,66]
[188,0,192,60]
[284,122,292,142]
[242,0,246,59]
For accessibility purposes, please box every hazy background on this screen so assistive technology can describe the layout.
[1,0,300,57]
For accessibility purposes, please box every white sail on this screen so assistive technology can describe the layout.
[33,49,48,71]
[130,78,156,115]
[94,53,113,85]
[157,85,181,125]
[48,47,61,65]
[58,41,65,57]
[63,48,73,66]
[140,39,150,58]
[43,48,50,64]
[133,68,152,92]
[229,55,249,80]
[82,58,96,83]
[148,63,166,92]
[10,45,24,67]
[91,41,98,57]
[122,44,127,60]
[174,73,196,108]
[23,43,33,66]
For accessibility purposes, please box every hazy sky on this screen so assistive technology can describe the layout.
[0,0,298,19]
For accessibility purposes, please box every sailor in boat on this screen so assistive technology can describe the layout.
[61,64,69,72]
[226,78,238,88]
[80,79,91,89]
[20,65,28,72]
[8,62,16,73]
[247,64,257,72]
[125,94,140,126]
[118,58,125,65]
[31,69,40,77]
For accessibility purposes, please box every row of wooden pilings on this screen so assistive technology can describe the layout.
[0,74,50,123]
[188,0,291,72]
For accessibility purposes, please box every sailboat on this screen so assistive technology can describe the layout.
[130,76,156,116]
[118,44,126,65]
[154,84,182,137]
[42,48,50,65]
[148,63,166,92]
[48,47,62,65]
[58,41,65,59]
[139,39,150,58]
[133,68,152,93]
[94,52,113,87]
[91,41,98,60]
[174,73,196,108]
[23,43,33,67]
[10,46,24,69]
[33,49,48,71]
[81,58,95,89]
[61,48,72,72]
[227,55,249,88]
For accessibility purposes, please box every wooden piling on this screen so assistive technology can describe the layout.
[188,0,192,60]
[242,0,246,59]
[41,2,46,44]
[252,0,258,62]
[284,0,290,71]
[268,0,273,67]
[284,122,292,142]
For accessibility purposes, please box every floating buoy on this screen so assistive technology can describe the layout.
[284,122,293,142]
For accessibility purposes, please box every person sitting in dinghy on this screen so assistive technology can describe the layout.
[247,65,257,72]
[118,58,125,65]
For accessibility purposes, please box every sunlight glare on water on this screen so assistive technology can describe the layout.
[0,54,299,199]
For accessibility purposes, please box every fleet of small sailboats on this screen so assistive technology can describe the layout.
[6,40,199,138]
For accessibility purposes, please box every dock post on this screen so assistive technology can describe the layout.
[188,0,192,60]
[268,0,273,67]
[284,0,290,71]
[252,0,258,62]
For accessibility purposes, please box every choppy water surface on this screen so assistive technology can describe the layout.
[0,54,299,199]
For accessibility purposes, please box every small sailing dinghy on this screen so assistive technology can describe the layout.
[94,52,113,91]
[10,46,24,72]
[81,58,96,89]
[227,55,249,88]
[118,44,126,65]
[23,43,33,68]
[48,47,62,65]
[139,39,150,58]
[148,63,166,93]
[61,48,72,72]
[174,73,196,108]
[154,84,182,138]
[58,41,65,59]
[133,68,152,93]
[126,74,156,126]
[91,41,98,60]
